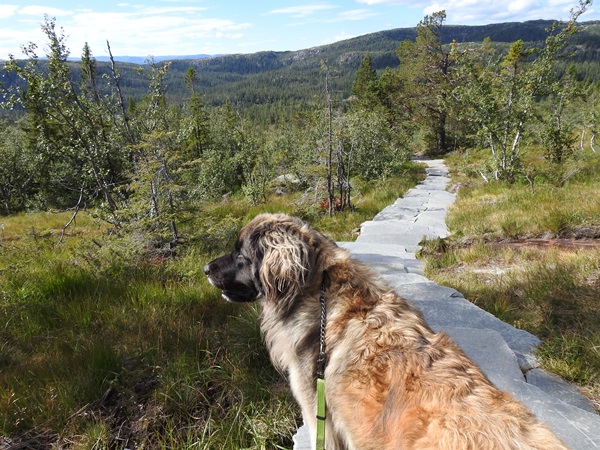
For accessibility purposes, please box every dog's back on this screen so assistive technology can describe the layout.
[289,254,567,449]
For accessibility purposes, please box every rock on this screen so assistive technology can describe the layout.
[526,368,597,414]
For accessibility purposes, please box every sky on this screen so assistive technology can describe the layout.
[0,1,598,60]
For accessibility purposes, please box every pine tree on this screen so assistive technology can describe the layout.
[351,53,378,105]
[395,11,456,154]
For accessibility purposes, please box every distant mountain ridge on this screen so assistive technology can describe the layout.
[159,19,600,113]
[92,54,221,64]
[96,19,600,65]
[4,19,600,123]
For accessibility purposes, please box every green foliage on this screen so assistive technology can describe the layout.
[395,11,457,154]
[344,108,411,180]
[120,61,188,246]
[0,121,38,214]
[193,101,245,201]
[2,17,131,213]
[182,66,211,157]
[454,38,532,181]
[539,64,581,163]
[452,2,591,181]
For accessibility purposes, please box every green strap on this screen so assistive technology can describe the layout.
[316,377,326,450]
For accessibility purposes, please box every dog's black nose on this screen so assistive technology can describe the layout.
[203,264,211,275]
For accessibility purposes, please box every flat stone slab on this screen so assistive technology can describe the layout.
[293,426,311,450]
[526,369,597,414]
[337,242,415,258]
[357,224,449,252]
[337,242,425,280]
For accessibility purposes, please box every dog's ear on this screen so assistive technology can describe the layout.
[256,226,314,302]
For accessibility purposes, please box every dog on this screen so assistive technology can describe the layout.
[204,213,569,450]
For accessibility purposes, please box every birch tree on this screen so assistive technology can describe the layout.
[455,0,590,181]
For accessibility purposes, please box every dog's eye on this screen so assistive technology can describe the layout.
[236,254,250,268]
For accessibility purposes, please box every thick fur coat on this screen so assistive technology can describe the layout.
[204,213,569,450]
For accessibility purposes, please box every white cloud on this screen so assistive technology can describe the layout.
[268,5,377,25]
[19,5,72,17]
[0,5,19,19]
[507,0,536,14]
[423,3,444,15]
[267,4,337,18]
[356,0,426,5]
[420,0,582,23]
[357,0,590,23]
[67,7,252,56]
[0,4,253,58]
[214,32,244,39]
[337,9,380,20]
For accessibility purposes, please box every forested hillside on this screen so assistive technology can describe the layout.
[105,19,600,119]
[114,19,600,104]
[180,18,600,118]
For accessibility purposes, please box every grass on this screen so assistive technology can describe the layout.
[420,149,600,411]
[445,149,600,239]
[1,234,293,448]
[0,210,108,242]
[0,162,424,449]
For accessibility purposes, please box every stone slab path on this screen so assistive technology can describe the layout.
[293,159,600,449]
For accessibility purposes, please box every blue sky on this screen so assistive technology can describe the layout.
[0,1,598,59]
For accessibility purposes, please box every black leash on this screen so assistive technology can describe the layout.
[316,281,327,379]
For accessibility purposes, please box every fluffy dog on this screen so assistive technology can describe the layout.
[204,213,569,450]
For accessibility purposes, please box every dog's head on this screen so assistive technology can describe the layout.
[204,213,337,304]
